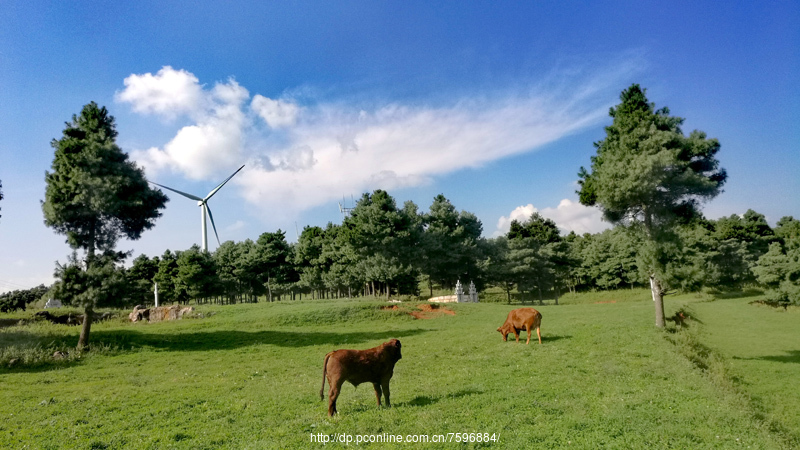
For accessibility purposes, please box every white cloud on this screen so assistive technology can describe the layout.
[251,95,300,128]
[123,73,249,179]
[495,204,539,236]
[494,199,609,237]
[119,62,638,219]
[115,66,203,118]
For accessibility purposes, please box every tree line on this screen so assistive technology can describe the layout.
[9,193,797,312]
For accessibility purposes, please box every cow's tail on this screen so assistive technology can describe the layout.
[320,352,332,401]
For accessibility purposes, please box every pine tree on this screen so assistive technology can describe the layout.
[43,102,167,348]
[578,85,726,327]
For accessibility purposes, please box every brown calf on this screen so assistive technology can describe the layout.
[497,307,542,344]
[320,339,402,416]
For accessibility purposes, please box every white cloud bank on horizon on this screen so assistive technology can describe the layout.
[116,63,639,219]
[494,199,610,237]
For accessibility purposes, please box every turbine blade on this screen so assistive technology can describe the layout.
[205,164,245,201]
[149,181,203,201]
[206,205,221,246]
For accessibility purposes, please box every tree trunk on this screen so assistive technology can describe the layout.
[77,305,93,350]
[79,229,96,350]
[650,274,665,328]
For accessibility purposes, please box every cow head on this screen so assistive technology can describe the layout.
[384,338,402,361]
[497,326,509,341]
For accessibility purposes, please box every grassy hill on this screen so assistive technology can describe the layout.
[1,290,797,449]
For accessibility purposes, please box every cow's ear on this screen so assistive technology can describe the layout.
[394,339,401,348]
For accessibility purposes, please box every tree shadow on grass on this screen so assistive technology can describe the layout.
[0,328,427,373]
[398,388,484,408]
[733,350,800,364]
[90,328,427,352]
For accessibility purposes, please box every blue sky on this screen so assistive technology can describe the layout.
[0,1,798,292]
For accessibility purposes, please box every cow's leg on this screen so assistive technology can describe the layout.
[536,326,542,344]
[381,378,392,407]
[514,329,520,343]
[525,324,531,345]
[372,382,383,407]
[328,378,344,416]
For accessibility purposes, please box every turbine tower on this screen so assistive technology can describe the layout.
[150,165,245,252]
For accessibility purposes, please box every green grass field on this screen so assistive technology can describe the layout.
[1,291,797,449]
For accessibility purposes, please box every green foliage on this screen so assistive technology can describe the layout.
[51,252,128,309]
[571,227,642,290]
[578,85,726,228]
[175,245,218,302]
[504,213,576,302]
[775,216,800,250]
[126,254,159,306]
[482,237,517,301]
[754,242,800,307]
[294,225,327,296]
[508,212,560,243]
[343,190,422,297]
[42,102,167,347]
[255,230,295,300]
[42,102,168,255]
[0,284,48,313]
[154,249,179,304]
[578,84,726,326]
[421,194,484,293]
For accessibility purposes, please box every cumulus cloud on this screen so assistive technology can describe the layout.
[119,70,249,179]
[496,204,540,236]
[251,95,300,128]
[118,62,637,218]
[115,66,203,118]
[494,199,609,237]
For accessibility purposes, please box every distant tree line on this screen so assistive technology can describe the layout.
[0,284,48,313]
[4,191,793,312]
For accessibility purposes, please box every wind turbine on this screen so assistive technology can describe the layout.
[150,165,245,252]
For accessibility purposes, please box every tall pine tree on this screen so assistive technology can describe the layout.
[578,85,726,327]
[43,102,167,348]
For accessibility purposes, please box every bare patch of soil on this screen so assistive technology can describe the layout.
[380,302,456,319]
[411,304,455,319]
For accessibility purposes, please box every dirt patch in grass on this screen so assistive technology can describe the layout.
[380,303,455,319]
[411,304,455,319]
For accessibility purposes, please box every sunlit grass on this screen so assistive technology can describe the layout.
[0,293,795,448]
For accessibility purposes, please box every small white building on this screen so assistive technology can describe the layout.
[428,280,479,303]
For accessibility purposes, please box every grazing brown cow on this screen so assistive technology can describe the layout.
[320,339,402,416]
[497,308,542,344]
